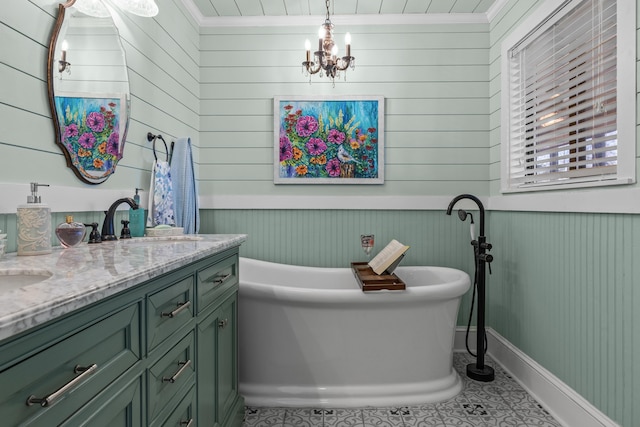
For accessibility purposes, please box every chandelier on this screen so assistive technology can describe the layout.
[302,0,354,84]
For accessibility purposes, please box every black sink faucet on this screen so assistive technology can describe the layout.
[102,197,138,241]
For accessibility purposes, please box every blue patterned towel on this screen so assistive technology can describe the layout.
[147,159,176,227]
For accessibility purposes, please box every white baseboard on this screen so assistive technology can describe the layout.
[454,327,619,427]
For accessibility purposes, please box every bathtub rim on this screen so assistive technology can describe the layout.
[238,257,471,304]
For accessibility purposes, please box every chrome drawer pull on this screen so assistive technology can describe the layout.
[161,301,191,318]
[26,364,98,407]
[218,318,228,329]
[181,419,194,427]
[162,359,192,383]
[205,273,231,285]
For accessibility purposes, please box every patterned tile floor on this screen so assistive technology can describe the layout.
[242,352,563,427]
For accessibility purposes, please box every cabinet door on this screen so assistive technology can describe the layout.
[216,294,239,424]
[196,303,219,425]
[197,292,240,426]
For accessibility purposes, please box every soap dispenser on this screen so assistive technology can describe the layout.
[17,182,52,256]
[129,188,145,237]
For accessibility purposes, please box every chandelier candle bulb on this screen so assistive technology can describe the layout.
[305,39,311,62]
[345,32,351,57]
[60,40,68,62]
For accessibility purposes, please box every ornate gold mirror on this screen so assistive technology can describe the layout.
[47,0,130,184]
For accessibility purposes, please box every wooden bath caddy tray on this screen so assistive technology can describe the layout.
[351,262,406,292]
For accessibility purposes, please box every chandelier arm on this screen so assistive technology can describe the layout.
[304,61,322,75]
[335,58,352,71]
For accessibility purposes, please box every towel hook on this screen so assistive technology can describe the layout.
[147,132,169,162]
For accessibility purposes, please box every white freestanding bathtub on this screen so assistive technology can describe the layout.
[238,257,470,408]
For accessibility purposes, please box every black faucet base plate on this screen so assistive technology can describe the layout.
[466,363,495,382]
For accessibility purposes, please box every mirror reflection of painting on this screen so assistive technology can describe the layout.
[54,94,126,181]
[47,2,130,185]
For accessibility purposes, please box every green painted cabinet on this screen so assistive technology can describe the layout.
[0,247,244,427]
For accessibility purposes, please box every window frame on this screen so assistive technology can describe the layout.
[500,0,636,194]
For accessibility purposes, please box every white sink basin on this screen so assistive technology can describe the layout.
[0,270,53,292]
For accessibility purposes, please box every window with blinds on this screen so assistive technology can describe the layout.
[501,0,635,192]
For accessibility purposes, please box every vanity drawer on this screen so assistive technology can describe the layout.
[148,331,196,424]
[0,303,141,427]
[147,275,194,351]
[151,384,197,427]
[197,254,238,313]
[61,375,143,427]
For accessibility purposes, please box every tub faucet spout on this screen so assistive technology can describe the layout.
[446,193,485,237]
[102,197,138,241]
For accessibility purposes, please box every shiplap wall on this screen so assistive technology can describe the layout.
[0,0,199,200]
[198,22,490,199]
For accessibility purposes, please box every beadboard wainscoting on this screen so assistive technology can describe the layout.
[487,210,639,426]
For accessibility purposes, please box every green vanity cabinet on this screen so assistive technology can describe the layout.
[0,245,244,427]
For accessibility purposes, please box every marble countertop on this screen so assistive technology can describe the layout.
[0,234,247,342]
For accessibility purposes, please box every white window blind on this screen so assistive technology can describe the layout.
[505,0,623,189]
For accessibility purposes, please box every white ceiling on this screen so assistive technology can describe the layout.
[180,0,505,26]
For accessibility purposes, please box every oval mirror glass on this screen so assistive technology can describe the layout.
[47,1,130,184]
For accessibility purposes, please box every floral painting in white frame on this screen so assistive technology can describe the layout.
[274,95,384,184]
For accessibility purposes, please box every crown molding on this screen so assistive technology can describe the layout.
[180,0,509,28]
[485,0,510,23]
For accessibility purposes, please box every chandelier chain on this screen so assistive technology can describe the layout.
[325,0,330,21]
